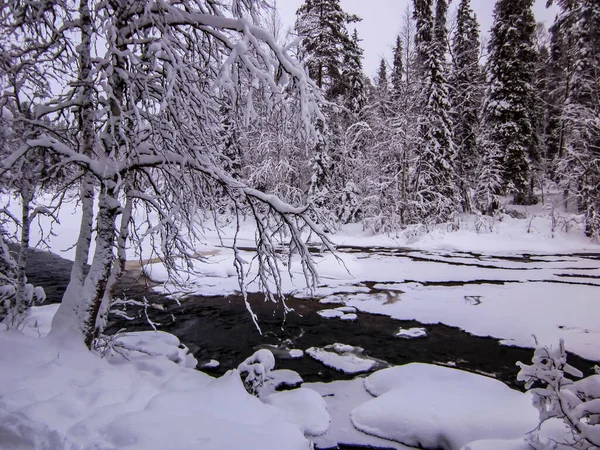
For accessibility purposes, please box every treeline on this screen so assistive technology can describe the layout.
[229,0,600,237]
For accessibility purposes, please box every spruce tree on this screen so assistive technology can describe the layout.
[295,0,360,100]
[413,0,458,224]
[342,29,367,114]
[391,35,404,98]
[549,0,600,236]
[481,0,538,206]
[450,0,483,212]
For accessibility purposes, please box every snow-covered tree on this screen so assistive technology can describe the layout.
[342,29,367,115]
[412,0,459,224]
[548,0,600,237]
[391,35,404,98]
[450,0,483,212]
[294,0,360,100]
[480,0,538,206]
[518,339,600,449]
[1,0,330,348]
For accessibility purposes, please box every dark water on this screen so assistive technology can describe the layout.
[23,247,598,391]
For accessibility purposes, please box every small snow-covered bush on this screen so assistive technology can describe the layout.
[238,349,275,396]
[0,233,45,328]
[517,339,600,449]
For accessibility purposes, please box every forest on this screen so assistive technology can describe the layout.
[0,0,599,449]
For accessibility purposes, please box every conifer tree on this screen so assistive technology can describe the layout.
[413,0,458,223]
[480,0,538,206]
[548,0,600,236]
[295,0,360,101]
[342,29,367,114]
[450,0,483,212]
[391,35,404,98]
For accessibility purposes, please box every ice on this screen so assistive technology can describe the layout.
[352,363,538,450]
[306,344,385,374]
[340,313,357,321]
[201,359,220,369]
[396,327,427,338]
[317,309,344,319]
[264,388,330,436]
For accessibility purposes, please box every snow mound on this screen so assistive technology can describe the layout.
[306,343,387,374]
[21,304,61,338]
[307,378,407,450]
[0,332,311,450]
[102,330,198,369]
[352,363,538,450]
[264,388,330,436]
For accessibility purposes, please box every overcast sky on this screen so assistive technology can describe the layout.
[276,0,558,79]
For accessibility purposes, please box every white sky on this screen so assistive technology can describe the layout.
[276,0,558,79]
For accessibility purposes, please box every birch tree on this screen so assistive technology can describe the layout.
[1,0,330,348]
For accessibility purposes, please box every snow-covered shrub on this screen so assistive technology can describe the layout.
[517,339,600,449]
[237,349,275,396]
[0,232,45,328]
[95,330,198,369]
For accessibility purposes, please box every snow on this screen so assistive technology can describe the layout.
[19,304,60,338]
[307,378,409,450]
[258,369,304,397]
[306,344,384,374]
[202,359,220,369]
[263,388,330,436]
[317,308,344,318]
[0,331,311,450]
[103,330,198,369]
[461,418,573,450]
[396,327,427,338]
[340,313,358,321]
[340,281,600,361]
[352,363,539,450]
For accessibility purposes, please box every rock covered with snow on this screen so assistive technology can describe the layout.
[352,363,538,450]
[258,369,304,397]
[264,388,330,436]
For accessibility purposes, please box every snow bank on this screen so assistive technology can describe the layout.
[0,331,311,450]
[307,378,408,450]
[352,363,538,450]
[264,388,330,436]
[20,304,60,338]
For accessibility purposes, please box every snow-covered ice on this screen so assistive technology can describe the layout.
[306,343,386,374]
[351,363,538,450]
[396,327,427,338]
